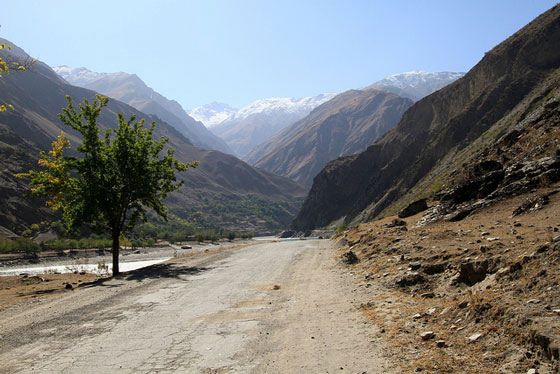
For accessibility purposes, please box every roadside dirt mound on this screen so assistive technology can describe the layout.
[337,184,560,373]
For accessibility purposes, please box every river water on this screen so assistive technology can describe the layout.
[0,257,172,276]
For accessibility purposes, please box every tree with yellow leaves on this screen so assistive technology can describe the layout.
[17,95,198,275]
[0,40,36,111]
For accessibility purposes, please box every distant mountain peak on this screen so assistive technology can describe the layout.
[363,71,465,101]
[189,102,238,128]
[53,65,233,154]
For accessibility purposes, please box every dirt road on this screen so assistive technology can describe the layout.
[0,239,390,373]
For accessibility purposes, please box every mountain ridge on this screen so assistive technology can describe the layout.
[0,43,306,235]
[246,89,413,187]
[201,93,337,157]
[53,66,233,154]
[292,5,560,230]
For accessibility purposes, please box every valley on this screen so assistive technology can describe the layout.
[1,2,559,373]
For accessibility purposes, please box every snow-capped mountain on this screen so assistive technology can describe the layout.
[208,93,337,157]
[52,66,232,154]
[363,70,465,101]
[189,102,238,128]
[54,65,111,86]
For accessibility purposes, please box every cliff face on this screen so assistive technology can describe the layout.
[293,5,560,230]
[247,90,413,188]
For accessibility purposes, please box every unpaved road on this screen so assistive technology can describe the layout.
[0,239,390,373]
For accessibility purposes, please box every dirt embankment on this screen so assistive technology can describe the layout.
[337,185,560,373]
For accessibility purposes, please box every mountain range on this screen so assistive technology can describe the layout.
[293,5,560,230]
[245,89,414,187]
[202,93,337,157]
[53,66,232,154]
[0,40,306,235]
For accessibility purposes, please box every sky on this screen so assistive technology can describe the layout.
[2,0,558,110]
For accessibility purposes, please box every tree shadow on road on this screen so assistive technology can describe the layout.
[121,262,211,282]
[80,262,212,288]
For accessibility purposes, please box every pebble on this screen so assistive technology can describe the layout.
[420,331,435,340]
[467,333,482,342]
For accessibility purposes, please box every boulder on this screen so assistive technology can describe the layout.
[341,251,359,265]
[457,260,489,285]
[279,230,295,238]
[398,199,428,218]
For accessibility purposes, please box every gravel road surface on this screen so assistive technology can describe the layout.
[0,239,390,373]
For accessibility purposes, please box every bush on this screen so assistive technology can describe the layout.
[0,238,41,253]
[335,223,348,234]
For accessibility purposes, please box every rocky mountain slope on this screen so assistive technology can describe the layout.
[293,5,560,230]
[207,93,337,157]
[0,42,306,235]
[362,71,464,101]
[53,66,232,154]
[246,90,413,188]
[337,186,560,373]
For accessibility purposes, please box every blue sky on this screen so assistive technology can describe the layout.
[2,0,558,109]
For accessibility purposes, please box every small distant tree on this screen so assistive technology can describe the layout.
[17,95,198,275]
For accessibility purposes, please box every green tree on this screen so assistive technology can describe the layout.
[17,95,198,275]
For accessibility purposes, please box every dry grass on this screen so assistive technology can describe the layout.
[338,185,560,373]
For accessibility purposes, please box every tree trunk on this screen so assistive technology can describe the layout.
[112,233,120,276]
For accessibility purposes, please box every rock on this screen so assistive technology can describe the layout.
[408,262,422,271]
[423,262,446,275]
[421,292,435,299]
[396,272,426,287]
[527,369,537,374]
[553,235,560,243]
[336,237,348,246]
[468,333,482,342]
[512,192,556,216]
[385,219,406,228]
[458,301,469,309]
[65,283,73,290]
[436,340,446,348]
[530,328,560,360]
[279,230,295,238]
[413,313,425,319]
[420,331,436,340]
[456,260,489,285]
[398,199,428,218]
[341,251,359,265]
[181,245,192,249]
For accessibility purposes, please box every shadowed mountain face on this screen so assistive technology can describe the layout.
[0,43,306,235]
[293,5,560,230]
[53,66,233,155]
[246,90,413,188]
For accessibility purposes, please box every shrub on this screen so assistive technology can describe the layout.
[335,223,348,233]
